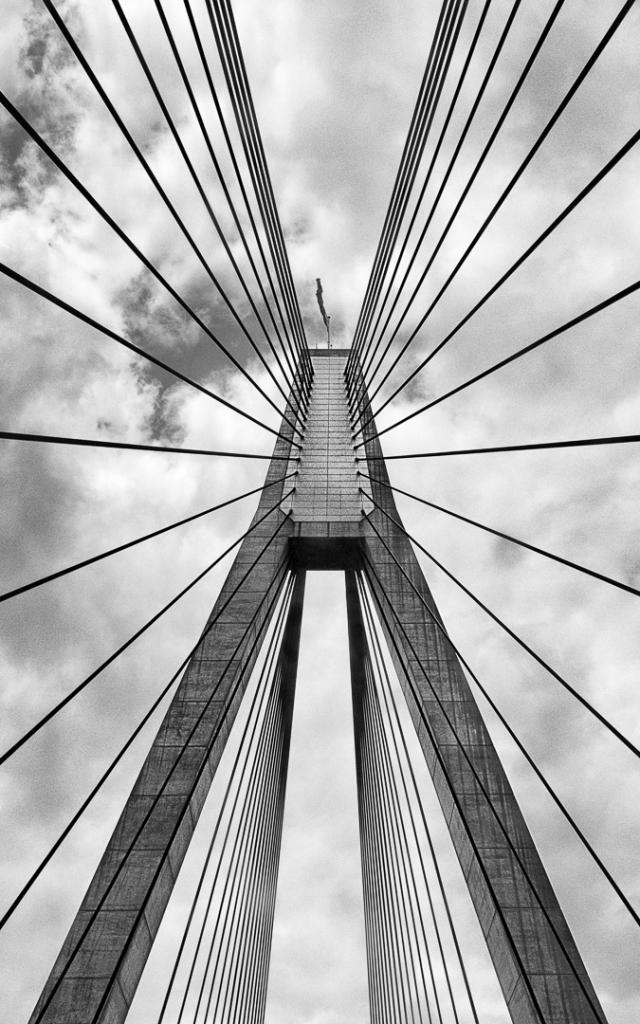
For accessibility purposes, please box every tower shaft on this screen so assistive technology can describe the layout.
[31,350,607,1024]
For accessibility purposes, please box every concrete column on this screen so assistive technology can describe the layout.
[30,418,298,1024]
[355,376,608,1024]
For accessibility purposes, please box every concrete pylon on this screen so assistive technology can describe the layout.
[32,350,607,1024]
[29,392,301,1024]
[351,354,607,1024]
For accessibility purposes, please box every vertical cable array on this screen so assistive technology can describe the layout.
[346,0,469,393]
[347,572,480,1024]
[346,0,638,441]
[156,572,304,1024]
[205,0,314,396]
[3,0,315,451]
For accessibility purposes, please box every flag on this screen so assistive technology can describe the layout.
[315,277,330,329]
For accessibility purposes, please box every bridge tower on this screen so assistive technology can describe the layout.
[30,349,607,1024]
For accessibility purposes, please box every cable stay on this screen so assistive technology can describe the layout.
[363,552,608,1024]
[0,473,296,605]
[355,618,464,1023]
[361,559,547,1023]
[361,543,640,931]
[44,0,299,416]
[346,0,453,376]
[347,0,469,383]
[358,0,552,396]
[0,89,302,438]
[357,432,640,460]
[0,262,302,448]
[346,0,466,377]
[358,574,481,1023]
[157,577,294,1023]
[152,0,310,396]
[201,707,284,1024]
[357,0,540,403]
[362,495,640,762]
[206,0,312,382]
[149,0,300,397]
[356,0,636,422]
[354,276,640,443]
[364,656,464,1023]
[174,613,288,1023]
[360,471,640,598]
[27,525,291,1024]
[0,430,296,459]
[1,520,291,937]
[0,493,294,770]
[179,0,307,394]
[116,569,292,1024]
[120,0,307,412]
[209,0,311,381]
[217,0,313,375]
[353,0,497,398]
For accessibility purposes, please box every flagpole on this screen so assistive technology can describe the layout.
[315,277,332,350]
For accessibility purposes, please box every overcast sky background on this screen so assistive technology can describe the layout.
[1,0,639,1021]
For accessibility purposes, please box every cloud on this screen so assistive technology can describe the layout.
[1,1,639,1023]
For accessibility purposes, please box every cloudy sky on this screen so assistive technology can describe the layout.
[1,0,639,1021]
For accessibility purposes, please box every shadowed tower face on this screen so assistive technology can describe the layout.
[30,350,607,1024]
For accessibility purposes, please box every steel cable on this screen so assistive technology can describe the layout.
[360,0,528,394]
[357,688,409,1022]
[354,0,497,397]
[363,497,640,760]
[173,673,282,1023]
[4,526,290,939]
[346,0,461,378]
[45,0,300,424]
[154,574,294,1022]
[0,262,301,449]
[362,531,640,930]
[0,491,294,768]
[150,0,299,405]
[0,88,298,435]
[363,553,606,1024]
[79,530,292,1024]
[360,659,440,1024]
[348,0,469,390]
[0,429,297,459]
[358,573,480,1023]
[357,432,640,461]
[199,690,284,1023]
[358,0,636,424]
[180,0,304,395]
[361,471,640,598]
[207,0,312,382]
[217,0,313,380]
[356,276,640,444]
[0,474,296,605]
[356,0,528,399]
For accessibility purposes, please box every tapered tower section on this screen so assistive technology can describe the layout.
[31,350,606,1024]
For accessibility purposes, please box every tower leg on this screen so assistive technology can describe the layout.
[29,490,294,1024]
[249,571,305,1022]
[361,510,607,1024]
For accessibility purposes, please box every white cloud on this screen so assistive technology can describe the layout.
[1,1,639,1022]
